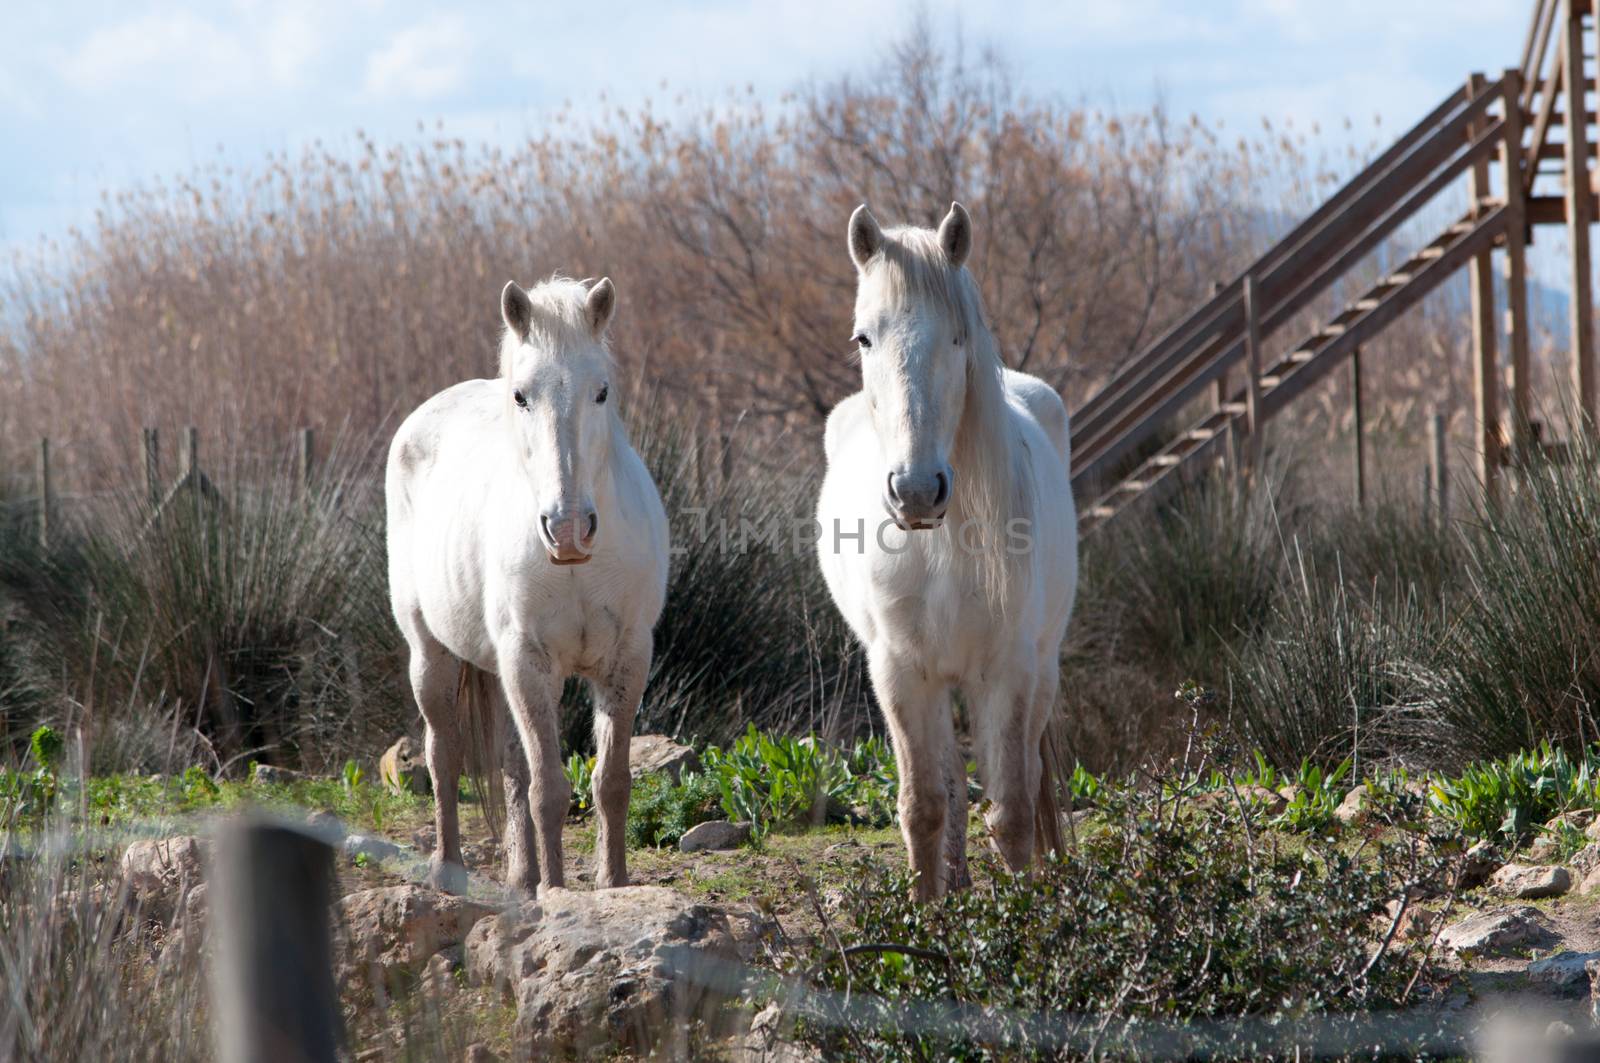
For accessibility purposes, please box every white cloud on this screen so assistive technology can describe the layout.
[362,14,473,100]
[56,11,254,95]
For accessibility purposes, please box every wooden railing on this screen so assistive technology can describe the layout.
[1068,0,1597,533]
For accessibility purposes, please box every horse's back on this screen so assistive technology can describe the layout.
[1003,368,1070,469]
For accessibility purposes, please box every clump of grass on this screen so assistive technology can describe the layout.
[1227,553,1445,770]
[1437,436,1600,761]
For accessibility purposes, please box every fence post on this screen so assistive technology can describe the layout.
[297,428,315,507]
[1429,411,1449,527]
[143,427,161,507]
[1562,0,1597,430]
[212,817,341,1063]
[183,426,201,523]
[1466,72,1501,503]
[36,438,51,550]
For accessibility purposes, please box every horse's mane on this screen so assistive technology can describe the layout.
[497,275,616,379]
[876,227,1036,614]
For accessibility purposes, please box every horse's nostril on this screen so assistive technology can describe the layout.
[585,512,598,542]
[540,514,554,543]
[933,471,949,509]
[886,471,902,505]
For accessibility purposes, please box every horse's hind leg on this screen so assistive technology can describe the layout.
[402,621,468,893]
[868,642,954,902]
[590,636,650,888]
[492,681,538,895]
[971,664,1045,872]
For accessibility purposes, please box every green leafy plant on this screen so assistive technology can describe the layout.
[565,753,595,815]
[626,771,724,849]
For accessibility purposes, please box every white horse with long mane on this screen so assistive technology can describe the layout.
[817,202,1078,900]
[387,275,669,895]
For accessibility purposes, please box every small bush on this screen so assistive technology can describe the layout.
[626,771,726,849]
[784,791,1450,1061]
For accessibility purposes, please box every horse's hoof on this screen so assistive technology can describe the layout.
[429,860,469,895]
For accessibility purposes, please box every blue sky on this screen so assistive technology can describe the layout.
[0,0,1528,250]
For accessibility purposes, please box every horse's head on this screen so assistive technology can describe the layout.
[498,276,618,565]
[846,201,976,531]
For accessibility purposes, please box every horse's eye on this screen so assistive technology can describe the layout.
[596,384,609,405]
[513,390,527,408]
[853,333,872,350]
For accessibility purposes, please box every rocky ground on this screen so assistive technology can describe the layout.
[86,747,1600,1060]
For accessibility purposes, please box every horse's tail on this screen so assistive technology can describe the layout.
[456,663,505,844]
[1035,723,1068,859]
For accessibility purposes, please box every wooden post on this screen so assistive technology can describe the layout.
[143,427,161,507]
[1562,0,1597,429]
[1430,411,1450,527]
[1242,272,1264,475]
[297,428,315,505]
[183,426,201,523]
[212,818,341,1063]
[36,438,51,550]
[1468,72,1502,502]
[1500,68,1533,472]
[1210,280,1239,478]
[1352,346,1367,509]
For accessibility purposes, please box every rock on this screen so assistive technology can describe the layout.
[412,825,437,854]
[306,809,346,844]
[463,1044,500,1063]
[679,820,753,853]
[1571,842,1600,880]
[1277,784,1302,805]
[379,736,430,795]
[343,833,403,865]
[737,1000,821,1062]
[1527,950,1600,990]
[120,836,208,919]
[1489,863,1572,899]
[1582,865,1600,895]
[629,735,700,783]
[1547,1020,1576,1040]
[251,763,300,785]
[1334,786,1368,825]
[1438,906,1559,956]
[1585,816,1600,842]
[1462,840,1505,889]
[1383,900,1439,941]
[338,884,494,984]
[1552,808,1595,829]
[1237,784,1288,816]
[424,950,458,997]
[1527,832,1563,862]
[465,885,744,1057]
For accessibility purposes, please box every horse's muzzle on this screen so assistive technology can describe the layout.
[883,465,950,531]
[539,509,598,565]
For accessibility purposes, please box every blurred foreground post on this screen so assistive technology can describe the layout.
[183,426,201,523]
[212,818,342,1063]
[36,438,51,549]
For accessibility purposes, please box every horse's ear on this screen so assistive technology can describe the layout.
[937,202,972,268]
[585,277,616,336]
[848,204,883,270]
[502,281,533,339]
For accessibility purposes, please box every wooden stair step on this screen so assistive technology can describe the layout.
[1150,454,1183,467]
[1354,297,1382,311]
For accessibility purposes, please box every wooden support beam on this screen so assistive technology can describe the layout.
[1562,0,1597,427]
[1352,346,1367,509]
[1528,193,1600,223]
[1429,411,1450,528]
[1469,73,1502,502]
[1243,272,1263,473]
[1502,69,1535,469]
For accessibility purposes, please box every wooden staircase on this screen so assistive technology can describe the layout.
[1071,0,1595,534]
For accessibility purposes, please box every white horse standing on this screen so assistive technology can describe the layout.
[817,203,1078,900]
[387,276,669,894]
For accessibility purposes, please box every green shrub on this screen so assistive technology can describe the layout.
[704,725,897,835]
[1426,741,1600,841]
[784,793,1447,1060]
[626,770,725,849]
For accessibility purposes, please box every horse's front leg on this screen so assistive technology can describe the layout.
[971,664,1045,872]
[496,635,569,894]
[492,681,539,896]
[589,634,650,888]
[869,642,955,902]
